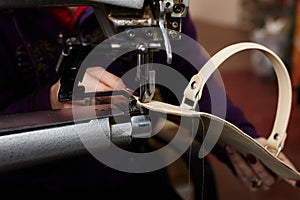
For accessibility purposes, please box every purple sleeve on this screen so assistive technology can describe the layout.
[0,84,52,115]
[0,9,64,115]
[201,80,258,168]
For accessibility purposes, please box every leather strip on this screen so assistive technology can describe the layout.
[136,42,300,180]
[181,42,292,156]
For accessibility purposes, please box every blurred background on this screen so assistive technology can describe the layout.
[182,0,300,199]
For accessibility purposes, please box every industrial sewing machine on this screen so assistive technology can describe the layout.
[56,0,188,103]
[0,0,189,171]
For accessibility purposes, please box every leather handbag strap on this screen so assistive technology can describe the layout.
[181,42,292,156]
[136,42,299,180]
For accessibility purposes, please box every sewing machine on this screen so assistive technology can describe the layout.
[56,0,188,103]
[0,0,189,170]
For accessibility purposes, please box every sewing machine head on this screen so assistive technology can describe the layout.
[51,0,190,103]
[100,0,190,102]
[0,0,189,31]
[102,0,188,33]
[0,0,190,103]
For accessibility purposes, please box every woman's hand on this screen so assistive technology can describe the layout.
[79,66,126,92]
[226,137,300,191]
[50,66,126,109]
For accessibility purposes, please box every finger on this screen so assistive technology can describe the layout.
[100,70,126,90]
[277,152,300,188]
[226,146,259,191]
[80,72,113,92]
[246,154,276,190]
[86,67,126,90]
[256,137,300,189]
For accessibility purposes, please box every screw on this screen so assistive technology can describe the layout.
[274,133,280,140]
[191,81,197,89]
[173,4,183,13]
[169,30,178,39]
[172,21,179,29]
[145,29,153,38]
[137,44,148,53]
[127,29,135,38]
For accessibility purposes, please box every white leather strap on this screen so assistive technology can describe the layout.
[181,42,292,156]
[135,42,299,179]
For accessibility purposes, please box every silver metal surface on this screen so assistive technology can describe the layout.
[131,115,152,139]
[94,6,115,38]
[0,0,145,9]
[159,0,172,64]
[0,101,154,171]
[111,122,132,145]
[0,0,96,7]
[0,118,111,171]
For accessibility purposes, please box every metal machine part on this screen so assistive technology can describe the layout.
[0,0,145,9]
[55,35,159,103]
[0,100,151,171]
[105,0,189,32]
[55,0,190,104]
[103,0,189,102]
[0,118,112,171]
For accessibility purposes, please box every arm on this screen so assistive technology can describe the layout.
[0,9,66,115]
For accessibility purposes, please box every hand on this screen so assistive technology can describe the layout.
[50,80,72,110]
[226,137,300,191]
[78,66,126,92]
[50,66,126,109]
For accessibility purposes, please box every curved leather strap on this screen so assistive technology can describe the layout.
[181,42,292,156]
